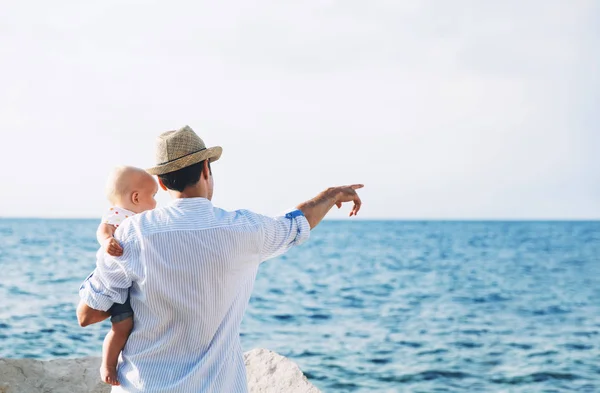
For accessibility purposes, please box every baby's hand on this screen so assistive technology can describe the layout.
[103,237,123,257]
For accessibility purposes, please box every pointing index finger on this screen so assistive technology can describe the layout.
[350,184,364,190]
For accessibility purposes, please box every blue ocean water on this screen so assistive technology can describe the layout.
[0,219,599,392]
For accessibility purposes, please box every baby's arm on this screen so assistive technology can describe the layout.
[97,223,115,245]
[97,223,123,257]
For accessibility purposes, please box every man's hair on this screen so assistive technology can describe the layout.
[158,160,211,192]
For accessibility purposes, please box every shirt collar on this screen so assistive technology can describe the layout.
[169,197,213,208]
[113,206,136,216]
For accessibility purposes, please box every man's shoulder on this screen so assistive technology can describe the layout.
[213,207,263,228]
[117,206,267,239]
[113,216,140,243]
[113,209,157,240]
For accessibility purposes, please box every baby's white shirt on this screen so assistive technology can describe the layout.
[102,206,136,227]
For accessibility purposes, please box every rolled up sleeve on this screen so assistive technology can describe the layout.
[79,240,137,311]
[258,209,310,262]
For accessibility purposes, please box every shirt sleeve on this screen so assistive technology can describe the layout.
[78,237,139,311]
[257,209,311,262]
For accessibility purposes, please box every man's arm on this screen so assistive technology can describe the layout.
[77,259,130,327]
[77,223,122,326]
[77,300,110,327]
[78,232,138,327]
[297,184,363,229]
[257,184,363,262]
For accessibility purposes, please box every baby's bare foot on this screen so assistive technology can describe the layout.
[100,364,120,386]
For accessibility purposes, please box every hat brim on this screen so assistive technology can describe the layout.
[146,146,222,176]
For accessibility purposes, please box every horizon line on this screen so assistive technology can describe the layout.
[0,216,598,222]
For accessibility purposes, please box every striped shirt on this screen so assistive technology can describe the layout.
[79,197,310,392]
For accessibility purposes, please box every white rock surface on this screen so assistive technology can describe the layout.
[0,349,320,393]
[244,349,320,393]
[0,357,107,393]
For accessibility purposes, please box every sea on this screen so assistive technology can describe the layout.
[0,219,599,392]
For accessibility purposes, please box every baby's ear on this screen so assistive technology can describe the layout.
[132,191,140,205]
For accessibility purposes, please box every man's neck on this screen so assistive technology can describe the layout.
[169,185,209,200]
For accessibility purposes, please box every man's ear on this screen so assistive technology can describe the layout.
[203,160,210,179]
[131,191,140,205]
[157,177,168,191]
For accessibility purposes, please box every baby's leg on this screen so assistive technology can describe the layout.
[101,317,133,386]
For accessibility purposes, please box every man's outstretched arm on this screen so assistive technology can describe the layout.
[257,184,364,262]
[297,184,363,229]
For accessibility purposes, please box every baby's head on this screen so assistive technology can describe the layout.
[105,166,158,214]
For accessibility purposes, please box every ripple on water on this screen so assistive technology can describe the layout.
[452,341,484,349]
[561,343,594,351]
[309,313,331,321]
[394,340,424,349]
[272,314,294,321]
[369,357,392,365]
[508,343,535,350]
[379,370,473,383]
[491,372,583,384]
[417,348,449,356]
[572,331,599,338]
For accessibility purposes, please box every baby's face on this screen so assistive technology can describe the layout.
[135,174,159,213]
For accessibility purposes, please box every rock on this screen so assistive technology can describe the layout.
[244,349,320,393]
[0,357,108,393]
[0,349,320,393]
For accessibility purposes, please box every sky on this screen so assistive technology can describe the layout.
[0,0,598,219]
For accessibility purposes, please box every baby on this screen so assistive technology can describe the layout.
[96,166,158,386]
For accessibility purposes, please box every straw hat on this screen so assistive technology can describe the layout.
[146,126,222,175]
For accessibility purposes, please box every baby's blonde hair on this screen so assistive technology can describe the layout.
[105,166,148,205]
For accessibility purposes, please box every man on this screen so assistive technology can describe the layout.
[77,125,363,392]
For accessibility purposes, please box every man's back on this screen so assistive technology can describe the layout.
[87,198,309,392]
